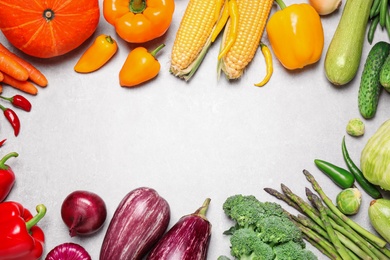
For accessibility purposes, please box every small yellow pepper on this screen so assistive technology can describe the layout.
[266,0,324,70]
[255,43,273,87]
[119,44,165,87]
[218,0,239,60]
[74,34,118,73]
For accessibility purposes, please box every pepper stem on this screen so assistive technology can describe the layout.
[130,0,146,13]
[150,44,166,58]
[0,95,12,102]
[0,103,6,112]
[26,204,47,231]
[274,0,286,9]
[105,35,114,44]
[194,198,211,219]
[0,152,18,170]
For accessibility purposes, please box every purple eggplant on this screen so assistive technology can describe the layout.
[147,198,212,260]
[99,187,170,260]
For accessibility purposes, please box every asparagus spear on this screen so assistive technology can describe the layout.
[303,169,387,248]
[267,185,383,259]
[263,187,303,214]
[292,218,342,260]
[303,234,336,260]
[307,189,352,260]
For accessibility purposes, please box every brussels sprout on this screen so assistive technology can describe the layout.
[369,199,390,243]
[361,119,390,190]
[336,188,362,215]
[346,118,365,137]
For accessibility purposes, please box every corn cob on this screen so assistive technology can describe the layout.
[218,0,273,79]
[170,0,220,81]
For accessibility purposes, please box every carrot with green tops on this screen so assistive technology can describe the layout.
[0,52,29,82]
[0,43,48,87]
[2,73,38,95]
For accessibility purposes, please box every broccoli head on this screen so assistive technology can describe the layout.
[230,228,274,260]
[273,241,318,260]
[222,194,317,260]
[257,215,305,247]
[223,195,266,229]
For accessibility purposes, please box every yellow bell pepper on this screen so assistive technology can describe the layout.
[266,0,324,70]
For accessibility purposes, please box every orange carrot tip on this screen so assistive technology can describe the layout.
[0,43,48,87]
[2,73,38,95]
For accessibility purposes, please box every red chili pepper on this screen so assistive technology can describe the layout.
[0,139,6,147]
[0,152,18,202]
[0,94,32,112]
[0,202,46,260]
[0,104,21,136]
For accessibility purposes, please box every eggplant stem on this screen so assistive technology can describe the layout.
[195,198,211,218]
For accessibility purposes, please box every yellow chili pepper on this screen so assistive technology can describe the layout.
[211,0,229,42]
[265,0,324,70]
[255,43,273,87]
[119,44,165,87]
[214,0,225,23]
[218,0,239,60]
[74,35,118,73]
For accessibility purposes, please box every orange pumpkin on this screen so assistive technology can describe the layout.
[0,0,100,58]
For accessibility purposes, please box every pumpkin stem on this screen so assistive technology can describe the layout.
[129,0,146,14]
[43,9,55,22]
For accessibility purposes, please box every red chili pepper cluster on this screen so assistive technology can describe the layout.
[0,94,32,137]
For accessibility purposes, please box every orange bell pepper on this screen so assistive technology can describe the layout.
[119,44,165,87]
[266,0,324,70]
[74,34,118,73]
[103,0,175,43]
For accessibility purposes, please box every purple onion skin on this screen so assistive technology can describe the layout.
[61,190,107,237]
[99,187,170,260]
[45,243,91,260]
[147,198,212,260]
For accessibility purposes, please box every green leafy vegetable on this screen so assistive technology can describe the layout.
[221,194,316,260]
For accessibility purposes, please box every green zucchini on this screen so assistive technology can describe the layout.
[358,41,390,119]
[379,54,390,92]
[324,0,373,86]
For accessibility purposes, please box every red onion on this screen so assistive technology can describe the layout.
[61,190,107,237]
[45,242,91,260]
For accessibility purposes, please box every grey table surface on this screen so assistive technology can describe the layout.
[1,0,390,259]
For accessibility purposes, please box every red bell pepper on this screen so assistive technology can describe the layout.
[0,152,18,202]
[0,202,46,260]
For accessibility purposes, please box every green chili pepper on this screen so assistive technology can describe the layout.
[341,136,382,199]
[314,159,355,189]
[368,15,380,44]
[370,0,381,19]
[380,0,389,27]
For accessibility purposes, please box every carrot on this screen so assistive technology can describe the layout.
[0,52,29,81]
[0,43,48,87]
[2,73,38,95]
[0,71,3,81]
